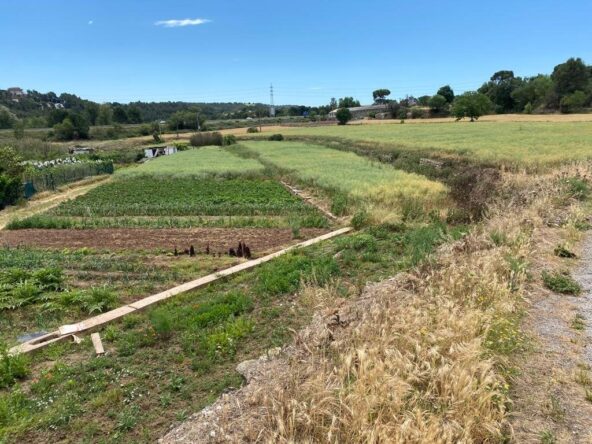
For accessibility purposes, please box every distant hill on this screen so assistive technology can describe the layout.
[0,88,325,129]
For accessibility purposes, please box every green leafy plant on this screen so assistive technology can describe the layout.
[542,270,582,295]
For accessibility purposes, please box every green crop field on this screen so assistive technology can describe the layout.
[266,121,592,167]
[9,176,327,229]
[240,140,447,220]
[117,146,265,178]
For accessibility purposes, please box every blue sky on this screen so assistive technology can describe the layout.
[1,0,591,106]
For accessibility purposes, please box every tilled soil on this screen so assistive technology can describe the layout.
[0,228,329,254]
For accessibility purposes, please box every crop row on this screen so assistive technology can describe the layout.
[48,177,319,217]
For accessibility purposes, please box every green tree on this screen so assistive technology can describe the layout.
[126,106,142,124]
[478,70,523,113]
[13,121,25,139]
[372,89,391,104]
[551,57,590,96]
[53,117,75,140]
[436,85,455,103]
[523,102,533,114]
[428,94,448,114]
[0,108,16,129]
[96,105,113,125]
[560,90,587,113]
[335,107,352,125]
[0,146,25,209]
[329,98,337,109]
[451,92,492,121]
[511,75,553,110]
[338,97,360,108]
[112,106,128,124]
[417,95,431,106]
[84,102,100,125]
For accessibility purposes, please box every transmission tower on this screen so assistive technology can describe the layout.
[269,84,276,117]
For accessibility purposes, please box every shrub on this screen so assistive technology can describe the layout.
[562,177,590,200]
[542,270,582,295]
[149,309,174,340]
[0,342,29,388]
[246,127,259,133]
[449,167,501,220]
[523,102,533,114]
[330,194,348,216]
[351,210,370,230]
[554,244,577,258]
[0,146,25,209]
[335,108,352,125]
[223,134,237,145]
[189,132,223,147]
[410,108,425,119]
[268,134,284,141]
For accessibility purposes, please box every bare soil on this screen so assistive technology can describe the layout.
[0,227,328,254]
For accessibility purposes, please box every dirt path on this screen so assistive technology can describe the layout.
[510,231,592,443]
[0,175,110,230]
[574,234,592,364]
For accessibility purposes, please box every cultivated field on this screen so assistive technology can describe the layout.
[240,140,448,221]
[1,123,591,443]
[251,119,592,167]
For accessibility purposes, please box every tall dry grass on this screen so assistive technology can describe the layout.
[239,163,592,443]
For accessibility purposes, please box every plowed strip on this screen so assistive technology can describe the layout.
[0,227,328,253]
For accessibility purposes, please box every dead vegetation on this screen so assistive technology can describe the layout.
[162,162,592,443]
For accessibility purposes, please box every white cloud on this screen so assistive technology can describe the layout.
[88,20,93,25]
[154,18,211,28]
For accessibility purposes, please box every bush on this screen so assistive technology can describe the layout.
[335,108,352,125]
[150,309,174,340]
[0,342,29,388]
[523,102,533,114]
[0,146,25,209]
[410,108,426,119]
[223,134,237,145]
[246,127,259,133]
[351,210,370,230]
[268,134,284,141]
[449,167,501,221]
[542,270,582,295]
[189,132,223,147]
[330,194,348,216]
[562,177,590,200]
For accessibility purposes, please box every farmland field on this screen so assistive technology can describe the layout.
[117,146,265,178]
[256,121,592,167]
[240,140,448,220]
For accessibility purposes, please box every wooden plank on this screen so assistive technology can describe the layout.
[91,333,105,355]
[9,227,352,356]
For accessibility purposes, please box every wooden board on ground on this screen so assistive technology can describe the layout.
[10,227,352,355]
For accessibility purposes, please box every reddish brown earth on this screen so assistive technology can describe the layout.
[0,228,328,254]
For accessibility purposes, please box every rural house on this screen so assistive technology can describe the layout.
[328,104,389,120]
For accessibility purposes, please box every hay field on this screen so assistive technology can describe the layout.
[257,121,592,167]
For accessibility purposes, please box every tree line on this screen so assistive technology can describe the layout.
[332,57,592,123]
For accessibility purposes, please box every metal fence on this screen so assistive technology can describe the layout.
[23,161,113,198]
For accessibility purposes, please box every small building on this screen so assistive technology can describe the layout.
[69,146,95,155]
[144,145,177,159]
[328,104,389,120]
[7,87,25,98]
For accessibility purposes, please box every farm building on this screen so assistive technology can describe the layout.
[69,146,95,155]
[328,104,389,120]
[144,145,177,159]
